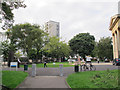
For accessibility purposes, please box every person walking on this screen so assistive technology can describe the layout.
[44,61,47,68]
[17,58,21,68]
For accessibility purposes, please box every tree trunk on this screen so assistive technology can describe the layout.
[8,50,14,67]
[36,49,39,63]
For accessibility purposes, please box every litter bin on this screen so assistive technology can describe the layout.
[24,64,28,71]
[74,65,79,72]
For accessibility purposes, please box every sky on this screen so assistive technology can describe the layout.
[7,0,120,42]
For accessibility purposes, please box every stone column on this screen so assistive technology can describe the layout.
[115,31,118,58]
[112,33,116,59]
[117,29,120,58]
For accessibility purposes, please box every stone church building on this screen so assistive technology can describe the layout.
[109,14,120,59]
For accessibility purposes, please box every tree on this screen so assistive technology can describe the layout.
[97,37,113,60]
[0,43,2,55]
[1,1,26,30]
[44,36,71,61]
[91,41,99,57]
[29,27,48,62]
[15,51,22,59]
[69,33,95,59]
[1,40,10,61]
[6,23,47,62]
[27,49,37,60]
[1,39,17,67]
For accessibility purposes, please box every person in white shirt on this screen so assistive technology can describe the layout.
[97,58,99,63]
[17,58,21,68]
[86,56,91,63]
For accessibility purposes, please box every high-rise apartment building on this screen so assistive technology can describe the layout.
[45,20,59,37]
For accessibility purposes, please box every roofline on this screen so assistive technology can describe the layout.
[109,14,120,30]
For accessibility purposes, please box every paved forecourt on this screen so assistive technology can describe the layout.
[17,76,68,88]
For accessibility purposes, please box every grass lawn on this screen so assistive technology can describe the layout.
[67,69,119,88]
[20,62,74,68]
[2,71,28,89]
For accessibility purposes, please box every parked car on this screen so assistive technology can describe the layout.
[113,58,120,66]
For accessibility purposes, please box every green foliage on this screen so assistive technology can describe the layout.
[1,39,17,66]
[2,2,13,20]
[1,1,26,30]
[30,27,48,60]
[67,70,119,88]
[91,41,99,57]
[44,36,71,60]
[97,37,113,60]
[69,33,95,58]
[15,51,22,59]
[28,49,37,60]
[2,71,28,88]
[1,40,10,61]
[7,23,48,61]
[19,57,29,62]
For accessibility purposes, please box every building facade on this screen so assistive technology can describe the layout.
[109,14,120,59]
[45,20,59,37]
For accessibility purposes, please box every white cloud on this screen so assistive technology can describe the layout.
[12,0,118,42]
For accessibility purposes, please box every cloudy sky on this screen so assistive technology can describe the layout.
[12,0,119,42]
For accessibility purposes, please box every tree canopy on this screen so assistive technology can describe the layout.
[6,23,47,61]
[97,37,113,60]
[1,0,26,30]
[69,33,95,59]
[44,36,71,61]
[1,40,10,61]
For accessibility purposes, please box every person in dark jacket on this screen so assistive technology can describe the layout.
[44,61,47,68]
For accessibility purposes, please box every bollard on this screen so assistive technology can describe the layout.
[32,64,36,77]
[53,62,55,67]
[59,64,63,76]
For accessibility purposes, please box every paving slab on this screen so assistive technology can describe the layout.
[18,76,68,88]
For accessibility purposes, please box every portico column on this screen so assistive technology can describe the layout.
[115,31,118,58]
[112,33,116,59]
[117,29,120,58]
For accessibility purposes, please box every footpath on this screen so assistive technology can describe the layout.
[17,67,72,88]
[17,76,69,88]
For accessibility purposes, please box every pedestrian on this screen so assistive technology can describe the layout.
[97,58,99,64]
[44,61,47,68]
[17,58,21,68]
[78,56,81,64]
[86,56,91,64]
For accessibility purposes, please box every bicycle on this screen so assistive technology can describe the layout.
[80,63,96,71]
